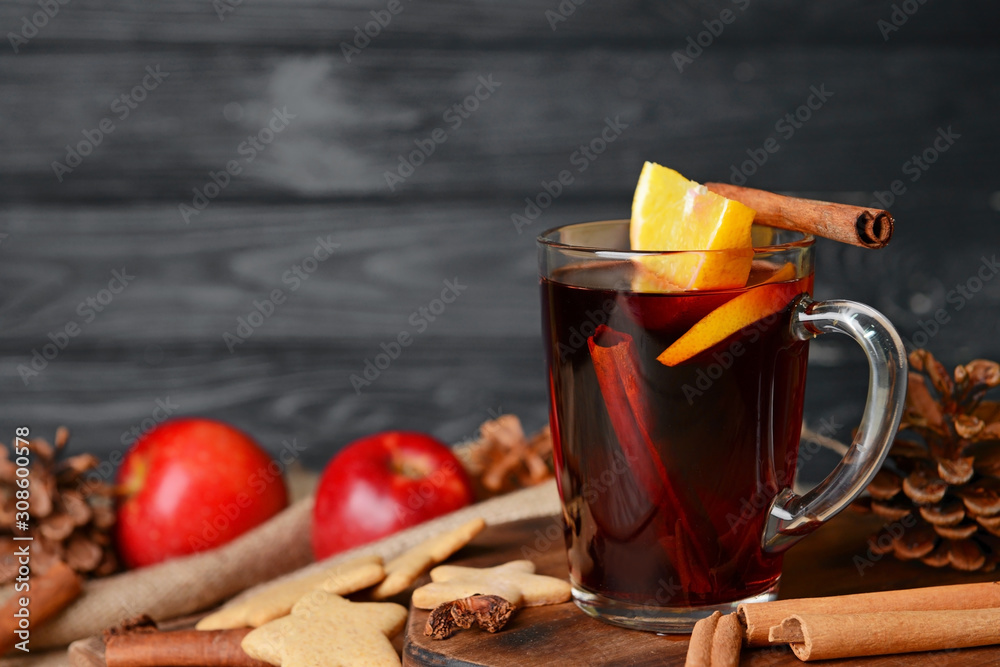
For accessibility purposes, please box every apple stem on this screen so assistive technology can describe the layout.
[392,456,428,480]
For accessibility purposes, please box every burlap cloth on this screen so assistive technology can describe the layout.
[1,479,560,666]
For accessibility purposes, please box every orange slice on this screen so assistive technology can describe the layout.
[631,249,755,293]
[767,262,796,283]
[630,162,756,291]
[656,282,802,366]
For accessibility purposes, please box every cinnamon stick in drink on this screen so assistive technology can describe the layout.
[739,581,1000,646]
[587,324,720,591]
[705,182,894,249]
[769,608,1000,661]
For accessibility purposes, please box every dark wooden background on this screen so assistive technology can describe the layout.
[0,1,998,482]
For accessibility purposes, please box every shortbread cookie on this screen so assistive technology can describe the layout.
[373,518,486,599]
[242,592,407,667]
[197,555,384,630]
[411,559,571,609]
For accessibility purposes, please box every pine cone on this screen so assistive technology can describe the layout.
[0,428,119,581]
[854,349,1000,571]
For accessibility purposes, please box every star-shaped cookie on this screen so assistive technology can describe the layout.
[197,554,385,630]
[411,559,571,609]
[241,592,407,667]
[373,518,486,599]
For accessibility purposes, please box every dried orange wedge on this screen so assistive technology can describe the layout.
[631,162,756,291]
[656,282,802,366]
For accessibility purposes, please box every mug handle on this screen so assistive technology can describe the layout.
[762,296,908,553]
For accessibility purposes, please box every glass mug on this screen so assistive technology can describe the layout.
[538,220,906,632]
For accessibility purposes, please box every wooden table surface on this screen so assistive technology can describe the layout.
[403,511,1000,666]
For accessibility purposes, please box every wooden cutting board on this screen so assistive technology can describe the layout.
[402,511,1000,666]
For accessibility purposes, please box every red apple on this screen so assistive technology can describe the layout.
[116,418,288,568]
[312,431,475,559]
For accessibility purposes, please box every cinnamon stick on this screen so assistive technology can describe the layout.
[769,608,1000,661]
[588,325,669,505]
[587,325,720,592]
[705,182,894,249]
[709,613,743,667]
[739,581,1000,646]
[105,628,267,667]
[0,560,82,654]
[684,611,721,667]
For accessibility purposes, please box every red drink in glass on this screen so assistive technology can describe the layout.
[538,219,906,633]
[542,261,812,610]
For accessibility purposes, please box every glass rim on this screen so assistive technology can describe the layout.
[537,219,815,255]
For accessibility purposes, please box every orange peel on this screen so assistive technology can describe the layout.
[759,261,796,285]
[657,282,803,366]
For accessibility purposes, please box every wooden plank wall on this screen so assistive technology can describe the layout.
[0,0,997,478]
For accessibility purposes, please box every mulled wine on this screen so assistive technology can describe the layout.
[541,260,813,612]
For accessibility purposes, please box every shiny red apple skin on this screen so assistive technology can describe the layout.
[116,418,288,569]
[312,431,475,559]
